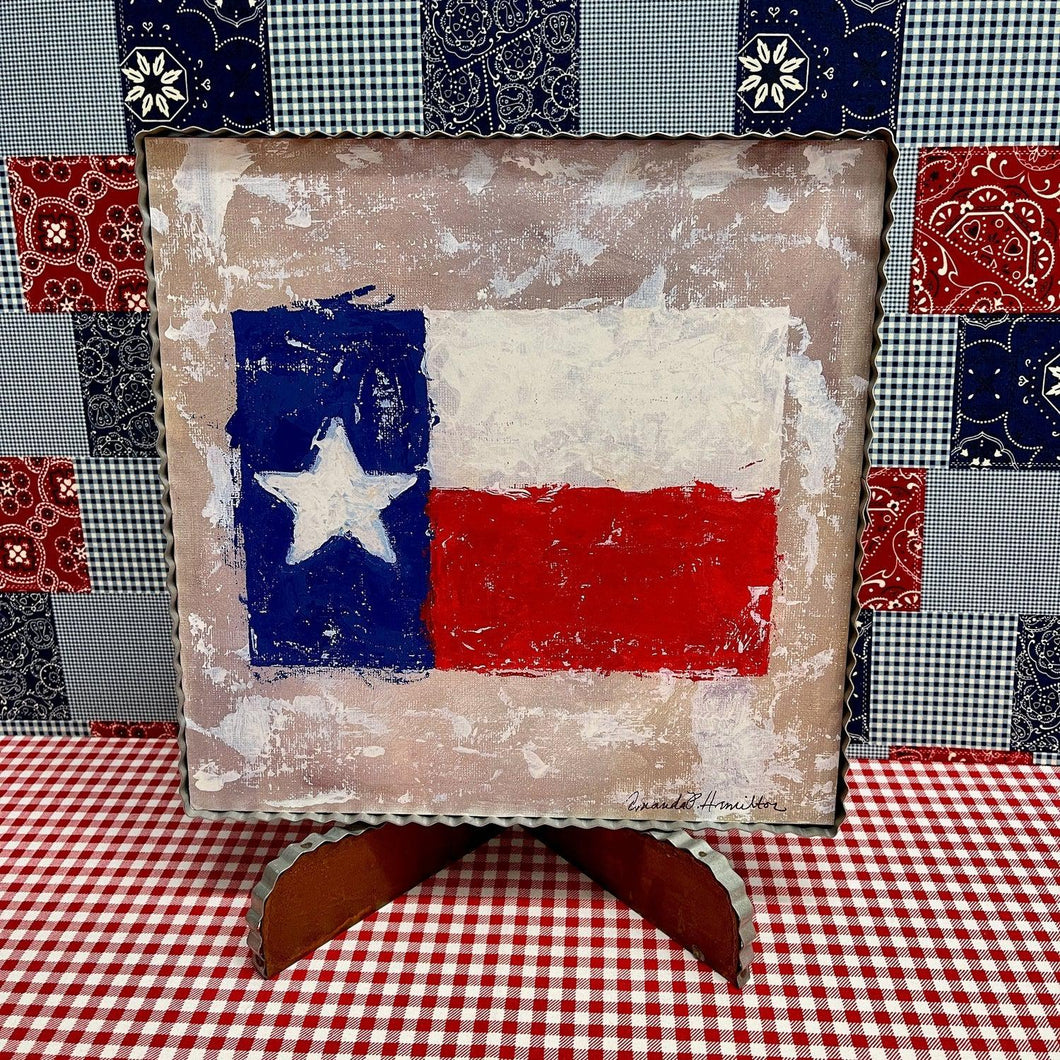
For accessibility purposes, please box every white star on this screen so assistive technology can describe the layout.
[256,417,417,565]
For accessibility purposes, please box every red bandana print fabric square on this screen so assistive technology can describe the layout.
[910,146,1060,314]
[0,458,91,593]
[6,156,148,313]
[857,467,924,612]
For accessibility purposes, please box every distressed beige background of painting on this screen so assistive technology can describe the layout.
[145,135,887,825]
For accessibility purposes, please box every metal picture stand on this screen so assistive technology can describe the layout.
[247,824,757,987]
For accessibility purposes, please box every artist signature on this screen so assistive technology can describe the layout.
[625,790,789,813]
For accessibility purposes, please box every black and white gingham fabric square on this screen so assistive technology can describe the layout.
[580,0,737,134]
[269,0,422,133]
[0,0,126,155]
[51,593,177,724]
[896,0,1060,145]
[0,162,25,312]
[872,611,1019,749]
[0,315,90,456]
[74,459,167,593]
[923,471,1060,613]
[880,144,918,316]
[846,743,891,760]
[869,314,958,469]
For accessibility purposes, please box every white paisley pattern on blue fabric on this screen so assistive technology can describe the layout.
[72,313,156,458]
[421,0,579,134]
[0,593,69,725]
[1012,616,1060,753]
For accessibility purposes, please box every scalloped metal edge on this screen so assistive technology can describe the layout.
[246,823,757,986]
[135,125,897,837]
[631,827,758,986]
[246,823,378,977]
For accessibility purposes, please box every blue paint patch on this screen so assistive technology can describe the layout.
[229,293,433,671]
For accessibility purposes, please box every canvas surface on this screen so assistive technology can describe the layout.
[146,135,886,824]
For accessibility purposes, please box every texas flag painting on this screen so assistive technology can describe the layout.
[228,294,789,682]
[147,134,888,826]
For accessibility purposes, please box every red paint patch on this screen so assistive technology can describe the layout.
[7,155,147,313]
[858,467,924,612]
[911,146,1060,314]
[0,457,90,593]
[426,483,778,677]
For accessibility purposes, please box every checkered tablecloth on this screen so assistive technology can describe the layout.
[0,738,1057,1059]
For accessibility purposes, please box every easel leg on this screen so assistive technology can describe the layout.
[247,822,501,978]
[248,824,756,986]
[530,827,756,987]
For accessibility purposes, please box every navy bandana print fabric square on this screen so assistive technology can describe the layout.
[735,0,907,134]
[421,0,579,134]
[72,313,156,458]
[951,316,1060,470]
[115,0,271,146]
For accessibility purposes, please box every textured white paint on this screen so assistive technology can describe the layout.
[797,502,820,576]
[164,302,217,350]
[237,173,291,205]
[485,225,606,301]
[690,679,799,797]
[193,765,241,792]
[202,445,238,531]
[553,227,606,265]
[460,150,496,195]
[578,712,653,748]
[425,307,792,493]
[172,138,254,252]
[624,265,667,308]
[191,696,274,760]
[587,152,649,208]
[804,144,862,185]
[522,745,552,779]
[765,187,793,214]
[284,202,313,228]
[786,350,846,496]
[187,611,237,689]
[150,206,169,235]
[814,223,859,266]
[501,151,590,181]
[335,145,383,169]
[265,788,357,810]
[681,143,761,199]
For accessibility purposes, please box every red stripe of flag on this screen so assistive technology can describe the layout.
[425,483,778,677]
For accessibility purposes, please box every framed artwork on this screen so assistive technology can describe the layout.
[142,131,891,830]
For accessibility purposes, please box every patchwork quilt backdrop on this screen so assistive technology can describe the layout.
[1,0,1058,769]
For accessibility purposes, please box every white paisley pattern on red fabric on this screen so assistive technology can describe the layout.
[6,155,147,314]
[910,145,1060,314]
[0,457,90,593]
[858,466,924,611]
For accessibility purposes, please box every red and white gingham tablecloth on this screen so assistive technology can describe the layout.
[0,737,1057,1058]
